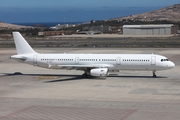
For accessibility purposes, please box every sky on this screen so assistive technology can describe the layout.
[0,0,179,23]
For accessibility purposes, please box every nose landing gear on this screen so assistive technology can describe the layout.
[153,71,157,78]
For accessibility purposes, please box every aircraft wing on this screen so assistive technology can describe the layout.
[49,64,114,70]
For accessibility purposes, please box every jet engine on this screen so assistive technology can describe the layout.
[90,68,109,77]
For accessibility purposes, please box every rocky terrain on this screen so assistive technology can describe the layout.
[113,4,180,22]
[0,22,33,30]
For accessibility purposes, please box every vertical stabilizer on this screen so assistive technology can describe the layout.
[12,32,37,55]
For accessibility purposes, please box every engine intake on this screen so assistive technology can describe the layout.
[90,68,109,77]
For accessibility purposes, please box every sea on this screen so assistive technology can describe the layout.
[12,22,85,27]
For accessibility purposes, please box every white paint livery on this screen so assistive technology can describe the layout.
[11,32,175,78]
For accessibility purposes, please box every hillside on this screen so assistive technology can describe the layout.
[0,22,33,30]
[112,4,180,22]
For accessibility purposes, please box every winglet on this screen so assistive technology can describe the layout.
[12,32,37,55]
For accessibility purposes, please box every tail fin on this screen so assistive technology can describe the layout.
[12,32,37,55]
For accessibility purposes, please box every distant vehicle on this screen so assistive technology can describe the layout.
[78,31,101,35]
[11,32,175,78]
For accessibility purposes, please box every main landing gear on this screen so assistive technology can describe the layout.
[82,73,89,78]
[82,68,91,78]
[152,71,157,78]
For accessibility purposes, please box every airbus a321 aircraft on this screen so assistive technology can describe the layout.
[11,32,175,78]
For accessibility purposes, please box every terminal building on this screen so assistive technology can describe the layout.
[123,24,178,35]
[38,30,73,36]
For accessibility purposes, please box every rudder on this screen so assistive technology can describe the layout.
[12,32,37,55]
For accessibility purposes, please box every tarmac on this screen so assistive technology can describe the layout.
[0,48,180,120]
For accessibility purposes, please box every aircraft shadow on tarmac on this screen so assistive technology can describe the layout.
[46,75,167,83]
[109,75,167,78]
[0,72,76,77]
[0,72,167,83]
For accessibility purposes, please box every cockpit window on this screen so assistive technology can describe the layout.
[161,59,169,62]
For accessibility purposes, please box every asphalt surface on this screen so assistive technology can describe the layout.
[0,48,180,120]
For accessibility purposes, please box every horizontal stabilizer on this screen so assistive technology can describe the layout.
[10,55,27,61]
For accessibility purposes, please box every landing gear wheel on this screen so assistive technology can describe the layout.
[152,71,157,78]
[82,73,88,78]
[82,68,91,78]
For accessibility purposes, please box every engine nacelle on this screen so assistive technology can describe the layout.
[90,68,109,77]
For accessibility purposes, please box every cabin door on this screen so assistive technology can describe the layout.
[33,55,37,64]
[151,56,156,65]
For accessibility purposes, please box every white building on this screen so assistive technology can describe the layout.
[123,24,177,35]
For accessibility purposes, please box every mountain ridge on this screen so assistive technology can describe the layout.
[111,4,180,22]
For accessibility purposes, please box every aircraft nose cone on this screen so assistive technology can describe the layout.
[171,62,175,67]
[169,62,175,68]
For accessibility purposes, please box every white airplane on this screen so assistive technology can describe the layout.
[11,32,175,78]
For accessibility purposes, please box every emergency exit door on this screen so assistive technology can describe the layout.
[116,57,121,65]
